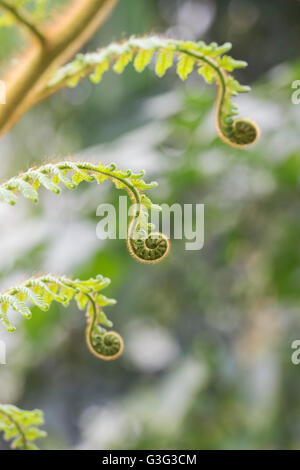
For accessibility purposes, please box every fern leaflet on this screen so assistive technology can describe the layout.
[0,404,46,450]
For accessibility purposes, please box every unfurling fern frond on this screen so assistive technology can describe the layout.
[0,274,123,360]
[0,160,170,263]
[0,404,46,450]
[41,36,259,148]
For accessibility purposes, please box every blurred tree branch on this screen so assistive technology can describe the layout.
[0,0,46,44]
[0,0,118,138]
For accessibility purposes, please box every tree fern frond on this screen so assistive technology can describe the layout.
[0,404,46,450]
[42,36,259,148]
[0,160,170,263]
[0,274,124,360]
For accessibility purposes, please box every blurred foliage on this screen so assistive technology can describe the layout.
[1,0,300,451]
[0,404,46,449]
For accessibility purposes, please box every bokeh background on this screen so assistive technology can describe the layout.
[1,0,300,450]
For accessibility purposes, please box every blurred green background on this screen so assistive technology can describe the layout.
[1,0,300,450]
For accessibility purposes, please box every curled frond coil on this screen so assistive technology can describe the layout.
[42,36,259,148]
[0,404,46,450]
[0,274,123,360]
[0,160,170,263]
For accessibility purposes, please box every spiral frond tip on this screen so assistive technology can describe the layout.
[128,232,170,264]
[87,330,124,361]
[221,118,260,148]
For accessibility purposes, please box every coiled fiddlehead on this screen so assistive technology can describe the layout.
[85,293,123,360]
[0,160,170,263]
[0,404,46,450]
[40,36,259,148]
[0,274,123,361]
[127,232,170,264]
[126,188,170,264]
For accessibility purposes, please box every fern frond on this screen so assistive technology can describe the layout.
[0,274,124,360]
[0,160,170,263]
[42,36,259,148]
[0,404,46,450]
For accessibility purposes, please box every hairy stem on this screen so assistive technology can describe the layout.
[177,48,227,143]
[70,162,141,205]
[85,292,100,353]
[47,162,152,256]
[0,0,118,137]
[50,161,143,236]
